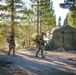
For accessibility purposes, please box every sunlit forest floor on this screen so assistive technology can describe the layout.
[0,48,76,75]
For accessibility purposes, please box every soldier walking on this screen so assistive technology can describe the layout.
[7,35,16,56]
[35,32,45,58]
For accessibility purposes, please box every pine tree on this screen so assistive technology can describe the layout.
[0,0,24,35]
[63,14,68,25]
[58,16,61,26]
[39,0,56,30]
[30,0,56,33]
[68,11,76,28]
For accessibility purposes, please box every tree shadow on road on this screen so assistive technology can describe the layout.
[0,50,76,75]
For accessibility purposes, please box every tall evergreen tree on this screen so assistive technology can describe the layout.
[63,14,68,25]
[58,16,61,26]
[0,0,24,35]
[39,0,55,31]
[30,0,56,33]
[68,11,76,28]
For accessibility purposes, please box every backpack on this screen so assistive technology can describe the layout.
[36,35,41,43]
[36,35,44,45]
[7,36,14,43]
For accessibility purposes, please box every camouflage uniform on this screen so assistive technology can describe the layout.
[8,35,15,56]
[36,32,45,58]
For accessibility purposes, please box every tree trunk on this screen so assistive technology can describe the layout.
[11,0,14,35]
[37,0,39,34]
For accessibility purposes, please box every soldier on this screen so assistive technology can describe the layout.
[7,35,16,56]
[35,32,45,58]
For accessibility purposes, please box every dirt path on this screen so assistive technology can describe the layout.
[0,48,76,75]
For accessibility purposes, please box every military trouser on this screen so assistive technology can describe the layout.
[8,46,15,56]
[36,43,45,57]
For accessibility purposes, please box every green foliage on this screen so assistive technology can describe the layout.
[0,0,56,48]
[69,5,76,11]
[39,0,56,31]
[58,16,61,26]
[30,0,56,33]
[63,14,68,25]
[0,23,6,48]
[68,11,76,28]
